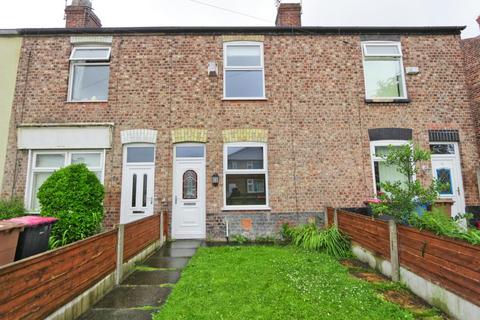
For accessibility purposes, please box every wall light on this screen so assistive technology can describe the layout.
[212,173,219,186]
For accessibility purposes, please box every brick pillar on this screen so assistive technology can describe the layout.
[275,2,302,27]
[65,0,102,28]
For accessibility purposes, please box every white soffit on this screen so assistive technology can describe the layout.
[121,129,158,144]
[18,125,112,149]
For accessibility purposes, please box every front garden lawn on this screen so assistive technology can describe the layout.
[154,245,414,320]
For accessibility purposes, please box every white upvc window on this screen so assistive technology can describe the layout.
[223,42,266,100]
[361,42,407,100]
[370,140,409,194]
[68,46,111,102]
[26,150,105,212]
[223,142,269,210]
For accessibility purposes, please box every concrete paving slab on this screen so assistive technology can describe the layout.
[78,308,154,320]
[167,240,203,249]
[94,286,171,308]
[123,270,181,285]
[144,256,190,269]
[152,247,197,258]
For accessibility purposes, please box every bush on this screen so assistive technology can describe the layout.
[371,142,440,222]
[37,164,104,247]
[409,209,480,245]
[283,223,351,258]
[0,198,26,220]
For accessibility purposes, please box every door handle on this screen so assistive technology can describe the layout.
[175,195,177,204]
[457,187,460,195]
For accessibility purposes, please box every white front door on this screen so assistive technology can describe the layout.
[120,144,155,224]
[172,144,206,239]
[430,143,465,217]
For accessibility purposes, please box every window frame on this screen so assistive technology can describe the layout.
[223,41,266,100]
[69,46,111,61]
[25,149,105,213]
[67,46,111,102]
[369,140,410,194]
[223,142,270,210]
[361,41,408,101]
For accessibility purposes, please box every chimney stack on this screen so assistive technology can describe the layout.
[275,1,302,27]
[65,0,102,28]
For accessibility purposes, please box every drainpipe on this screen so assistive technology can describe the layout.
[225,218,229,243]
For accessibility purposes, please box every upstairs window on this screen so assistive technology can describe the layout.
[224,142,269,209]
[223,42,265,99]
[362,42,407,100]
[68,46,111,102]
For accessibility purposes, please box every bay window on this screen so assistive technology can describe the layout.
[27,150,104,212]
[224,143,269,209]
[362,42,407,100]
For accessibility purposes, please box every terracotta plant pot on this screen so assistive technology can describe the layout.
[0,221,25,266]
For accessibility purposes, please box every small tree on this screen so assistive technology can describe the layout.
[371,142,440,222]
[38,164,104,246]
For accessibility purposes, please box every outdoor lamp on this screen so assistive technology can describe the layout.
[212,173,219,186]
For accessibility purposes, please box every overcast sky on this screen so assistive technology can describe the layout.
[0,0,478,38]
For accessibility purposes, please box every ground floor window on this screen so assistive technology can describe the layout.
[27,150,105,211]
[224,142,268,209]
[370,141,408,193]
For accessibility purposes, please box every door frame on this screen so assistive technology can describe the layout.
[429,142,465,216]
[172,143,206,239]
[120,143,156,224]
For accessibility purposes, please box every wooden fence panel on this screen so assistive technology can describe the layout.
[398,225,480,306]
[326,207,334,227]
[336,209,390,259]
[0,230,117,320]
[123,214,160,262]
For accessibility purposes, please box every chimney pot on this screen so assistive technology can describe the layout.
[65,0,101,28]
[275,1,302,27]
[477,15,480,30]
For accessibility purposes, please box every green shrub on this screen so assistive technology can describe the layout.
[231,234,249,244]
[371,142,440,222]
[37,164,104,246]
[0,198,26,220]
[409,209,480,245]
[283,223,351,258]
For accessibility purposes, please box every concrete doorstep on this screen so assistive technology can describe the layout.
[78,240,202,320]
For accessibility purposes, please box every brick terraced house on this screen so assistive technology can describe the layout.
[1,0,480,239]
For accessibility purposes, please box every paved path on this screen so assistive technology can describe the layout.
[78,240,202,320]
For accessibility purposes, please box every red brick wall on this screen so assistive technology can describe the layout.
[2,32,479,230]
[462,35,480,151]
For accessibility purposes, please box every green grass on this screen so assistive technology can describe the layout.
[153,246,414,320]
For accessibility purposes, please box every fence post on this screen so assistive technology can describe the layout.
[116,224,125,285]
[333,208,338,228]
[388,219,400,281]
[324,206,329,227]
[160,213,164,245]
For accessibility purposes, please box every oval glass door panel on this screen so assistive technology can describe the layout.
[183,170,197,199]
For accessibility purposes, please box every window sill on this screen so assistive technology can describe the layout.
[66,100,108,103]
[222,97,268,101]
[365,98,410,104]
[222,206,271,211]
